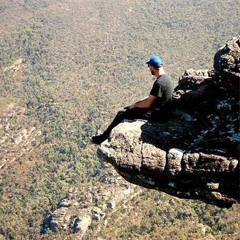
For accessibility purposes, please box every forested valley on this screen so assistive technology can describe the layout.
[0,0,239,239]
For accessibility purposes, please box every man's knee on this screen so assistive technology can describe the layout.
[116,108,134,120]
[116,110,126,119]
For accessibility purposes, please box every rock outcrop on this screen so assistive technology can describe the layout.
[97,36,240,208]
[42,165,142,236]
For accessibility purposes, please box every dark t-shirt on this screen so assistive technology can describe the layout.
[150,74,174,109]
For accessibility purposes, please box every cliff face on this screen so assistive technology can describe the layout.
[98,36,240,208]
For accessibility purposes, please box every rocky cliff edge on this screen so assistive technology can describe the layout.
[98,36,240,208]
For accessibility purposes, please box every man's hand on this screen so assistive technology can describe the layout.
[124,105,134,110]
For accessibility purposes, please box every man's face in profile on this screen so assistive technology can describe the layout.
[148,65,155,75]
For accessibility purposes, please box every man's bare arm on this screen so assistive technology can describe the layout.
[130,95,157,109]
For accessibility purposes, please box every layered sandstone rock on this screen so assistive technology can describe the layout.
[98,36,240,208]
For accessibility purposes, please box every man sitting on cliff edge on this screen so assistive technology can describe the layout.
[91,55,174,144]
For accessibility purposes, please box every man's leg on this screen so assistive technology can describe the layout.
[91,108,151,144]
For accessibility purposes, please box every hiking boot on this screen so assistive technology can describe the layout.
[91,134,108,144]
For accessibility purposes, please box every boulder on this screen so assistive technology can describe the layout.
[97,36,240,208]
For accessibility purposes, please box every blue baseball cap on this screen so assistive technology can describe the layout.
[146,55,163,67]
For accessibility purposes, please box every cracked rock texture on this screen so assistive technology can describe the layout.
[98,36,240,208]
